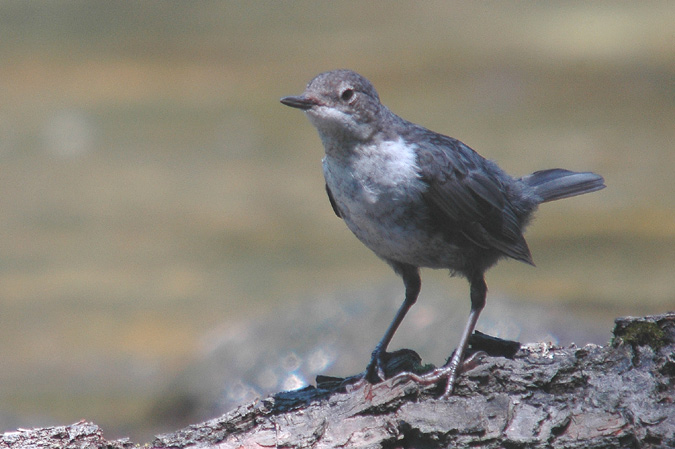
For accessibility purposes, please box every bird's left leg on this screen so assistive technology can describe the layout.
[441,275,486,396]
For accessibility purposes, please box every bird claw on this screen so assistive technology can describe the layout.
[365,348,387,384]
[390,350,487,398]
[389,366,456,398]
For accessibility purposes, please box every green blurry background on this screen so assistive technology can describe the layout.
[0,1,673,443]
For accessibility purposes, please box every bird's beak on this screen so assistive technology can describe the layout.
[280,95,318,110]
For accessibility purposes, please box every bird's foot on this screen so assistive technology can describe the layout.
[365,346,388,384]
[391,350,487,398]
[336,351,388,400]
[340,348,424,393]
[335,349,389,396]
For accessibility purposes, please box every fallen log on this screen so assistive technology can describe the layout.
[2,313,673,449]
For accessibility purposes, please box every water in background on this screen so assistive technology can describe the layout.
[0,2,673,442]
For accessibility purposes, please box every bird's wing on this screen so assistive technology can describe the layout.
[416,135,533,265]
[326,184,342,218]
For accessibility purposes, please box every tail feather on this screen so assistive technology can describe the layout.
[521,168,605,203]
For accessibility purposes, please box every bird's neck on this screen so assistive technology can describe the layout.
[319,132,362,159]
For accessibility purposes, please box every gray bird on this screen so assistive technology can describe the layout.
[281,69,605,396]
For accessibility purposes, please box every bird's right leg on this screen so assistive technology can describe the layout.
[365,264,421,383]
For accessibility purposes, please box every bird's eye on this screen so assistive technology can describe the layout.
[340,89,354,102]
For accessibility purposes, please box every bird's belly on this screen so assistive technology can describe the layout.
[329,181,458,269]
[345,212,452,268]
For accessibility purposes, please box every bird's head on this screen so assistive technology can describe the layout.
[281,70,385,145]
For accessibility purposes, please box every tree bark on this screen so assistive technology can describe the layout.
[2,313,674,449]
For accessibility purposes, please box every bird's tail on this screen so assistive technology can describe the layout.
[520,169,605,203]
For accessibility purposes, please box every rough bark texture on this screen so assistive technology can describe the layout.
[2,313,674,449]
[0,421,130,449]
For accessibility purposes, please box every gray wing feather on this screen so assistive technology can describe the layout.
[416,136,534,265]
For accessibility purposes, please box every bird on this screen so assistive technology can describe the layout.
[280,69,605,397]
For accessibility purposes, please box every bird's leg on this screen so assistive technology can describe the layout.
[365,265,420,383]
[390,275,487,396]
[441,276,486,396]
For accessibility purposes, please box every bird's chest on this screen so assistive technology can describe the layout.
[322,140,429,259]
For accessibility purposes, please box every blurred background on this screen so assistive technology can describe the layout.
[0,1,673,443]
